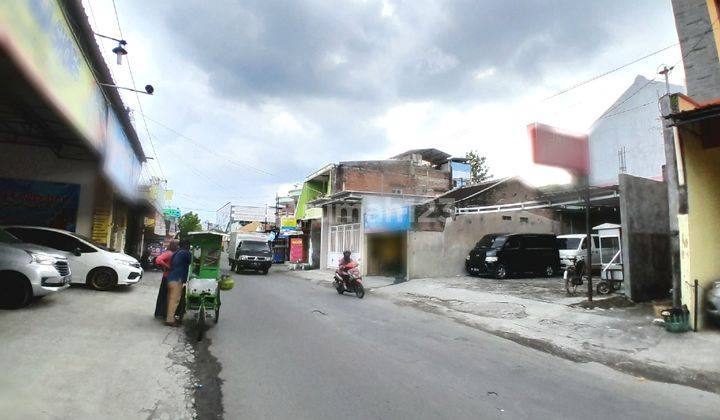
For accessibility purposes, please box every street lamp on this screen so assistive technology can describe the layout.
[99,83,155,95]
[93,32,127,65]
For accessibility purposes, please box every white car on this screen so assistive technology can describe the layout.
[0,228,71,308]
[3,226,143,291]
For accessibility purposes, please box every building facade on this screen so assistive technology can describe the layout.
[0,0,155,258]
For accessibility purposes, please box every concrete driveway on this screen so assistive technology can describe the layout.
[0,271,195,420]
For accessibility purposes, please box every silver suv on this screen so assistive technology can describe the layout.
[0,228,71,309]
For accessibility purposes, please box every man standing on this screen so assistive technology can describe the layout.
[166,240,191,327]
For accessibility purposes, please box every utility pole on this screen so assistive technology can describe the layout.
[659,65,674,95]
[585,175,593,302]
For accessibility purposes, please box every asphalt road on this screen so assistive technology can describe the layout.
[206,269,720,420]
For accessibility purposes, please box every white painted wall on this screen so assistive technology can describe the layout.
[588,76,684,186]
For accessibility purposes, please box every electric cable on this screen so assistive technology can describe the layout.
[110,0,166,180]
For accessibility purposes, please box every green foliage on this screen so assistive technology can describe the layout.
[465,150,492,184]
[178,212,202,237]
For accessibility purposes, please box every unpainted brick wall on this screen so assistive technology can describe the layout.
[672,0,720,101]
[337,161,451,196]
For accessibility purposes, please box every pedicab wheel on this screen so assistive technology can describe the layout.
[196,306,206,341]
[596,281,611,295]
[565,277,578,295]
[214,291,220,324]
[355,283,365,299]
[611,281,622,291]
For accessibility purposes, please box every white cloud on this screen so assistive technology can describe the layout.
[474,67,496,80]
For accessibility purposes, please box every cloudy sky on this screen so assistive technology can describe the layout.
[84,0,685,223]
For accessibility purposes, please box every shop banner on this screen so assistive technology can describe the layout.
[103,110,141,202]
[0,178,80,231]
[290,237,304,262]
[153,212,167,236]
[281,216,298,232]
[364,205,411,232]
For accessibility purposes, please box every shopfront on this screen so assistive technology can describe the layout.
[363,198,411,278]
[0,0,148,255]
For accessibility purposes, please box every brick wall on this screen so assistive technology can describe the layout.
[335,160,451,196]
[672,0,720,101]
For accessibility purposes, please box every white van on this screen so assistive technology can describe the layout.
[556,234,600,269]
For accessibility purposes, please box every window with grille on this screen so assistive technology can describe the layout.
[329,223,361,253]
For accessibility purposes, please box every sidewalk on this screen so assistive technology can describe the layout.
[288,269,720,394]
[0,271,196,419]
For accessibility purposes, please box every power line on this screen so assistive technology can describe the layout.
[136,111,274,176]
[110,0,166,180]
[543,42,679,101]
[597,17,719,120]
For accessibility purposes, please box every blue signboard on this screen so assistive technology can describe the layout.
[364,206,411,232]
[0,178,80,231]
[103,110,141,202]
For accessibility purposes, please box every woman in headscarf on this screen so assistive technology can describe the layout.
[154,239,179,318]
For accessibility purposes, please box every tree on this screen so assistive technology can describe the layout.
[178,212,202,237]
[465,150,492,184]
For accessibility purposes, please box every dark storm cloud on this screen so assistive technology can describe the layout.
[150,0,660,103]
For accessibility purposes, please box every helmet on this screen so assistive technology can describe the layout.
[343,250,352,257]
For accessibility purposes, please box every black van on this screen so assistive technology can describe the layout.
[465,233,560,279]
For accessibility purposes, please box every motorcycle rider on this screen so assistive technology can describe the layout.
[338,250,356,282]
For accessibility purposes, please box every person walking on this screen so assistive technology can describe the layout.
[154,240,179,318]
[165,239,192,327]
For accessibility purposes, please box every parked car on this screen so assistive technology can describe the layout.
[467,233,560,279]
[233,238,273,274]
[556,234,600,269]
[0,228,71,308]
[466,233,504,275]
[2,226,142,291]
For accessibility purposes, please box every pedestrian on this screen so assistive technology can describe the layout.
[165,239,192,327]
[153,239,179,318]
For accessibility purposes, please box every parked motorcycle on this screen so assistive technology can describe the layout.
[333,261,365,299]
[563,259,617,296]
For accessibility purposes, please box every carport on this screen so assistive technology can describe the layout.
[455,177,673,302]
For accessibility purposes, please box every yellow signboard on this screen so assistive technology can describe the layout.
[280,216,297,231]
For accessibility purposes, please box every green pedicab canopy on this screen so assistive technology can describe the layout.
[187,231,225,280]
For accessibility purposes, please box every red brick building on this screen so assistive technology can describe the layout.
[307,149,468,275]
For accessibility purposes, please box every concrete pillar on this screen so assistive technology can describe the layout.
[661,96,683,307]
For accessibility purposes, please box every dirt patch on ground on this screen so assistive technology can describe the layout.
[571,296,636,310]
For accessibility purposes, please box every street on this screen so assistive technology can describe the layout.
[205,268,720,420]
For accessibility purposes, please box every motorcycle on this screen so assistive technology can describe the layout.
[563,259,618,296]
[334,261,365,299]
